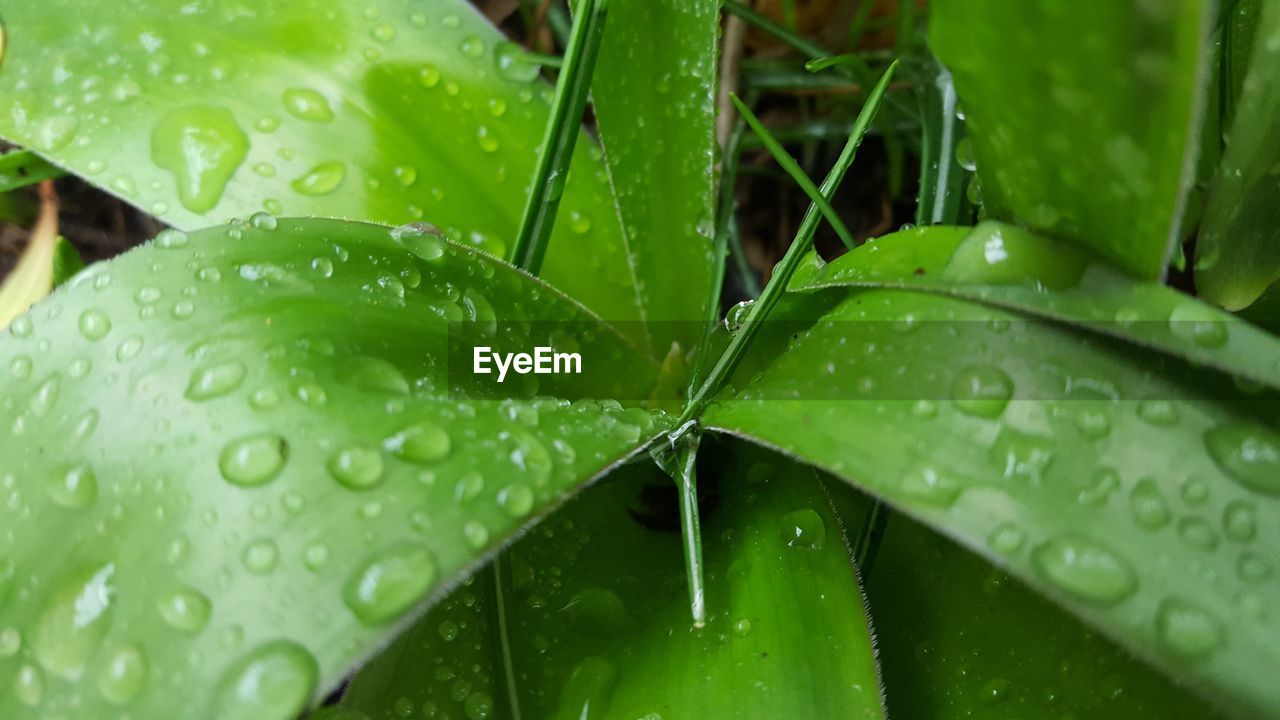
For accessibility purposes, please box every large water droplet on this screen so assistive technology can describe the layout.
[385,421,451,463]
[291,161,345,196]
[151,105,249,213]
[1169,304,1228,348]
[344,356,409,394]
[96,644,148,705]
[282,88,334,123]
[950,365,1013,418]
[1156,597,1224,658]
[1204,423,1280,494]
[219,433,288,486]
[32,563,116,680]
[343,544,438,626]
[1222,500,1257,542]
[1128,478,1171,530]
[780,508,827,549]
[497,483,534,517]
[327,446,385,490]
[212,640,318,720]
[1031,535,1136,605]
[186,360,248,401]
[78,309,111,341]
[157,586,212,632]
[48,463,97,508]
[495,41,542,82]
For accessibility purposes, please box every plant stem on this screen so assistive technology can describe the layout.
[679,62,898,425]
[731,94,859,251]
[509,0,609,275]
[653,429,706,627]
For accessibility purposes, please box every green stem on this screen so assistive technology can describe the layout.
[654,431,706,627]
[679,62,898,425]
[509,0,610,274]
[731,94,859,251]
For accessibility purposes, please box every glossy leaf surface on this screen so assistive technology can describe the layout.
[0,218,669,718]
[930,0,1212,277]
[860,503,1221,718]
[343,440,886,719]
[590,0,718,355]
[706,288,1280,716]
[791,222,1280,391]
[0,0,664,340]
[1196,0,1280,310]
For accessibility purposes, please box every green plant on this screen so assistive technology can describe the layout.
[0,0,1277,718]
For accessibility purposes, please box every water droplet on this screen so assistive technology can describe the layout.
[1222,500,1257,542]
[78,308,111,341]
[1031,535,1136,605]
[345,356,409,394]
[1205,423,1280,494]
[304,543,330,571]
[282,87,334,123]
[954,136,978,172]
[419,64,441,88]
[495,42,541,82]
[32,563,116,679]
[186,360,248,401]
[1075,408,1111,439]
[157,586,212,631]
[475,125,500,153]
[1156,597,1224,658]
[371,23,396,43]
[987,523,1026,554]
[950,365,1013,418]
[151,105,249,213]
[15,664,43,706]
[343,544,438,625]
[48,463,97,508]
[249,211,278,230]
[1129,478,1171,530]
[242,539,280,574]
[212,640,318,720]
[327,446,385,490]
[724,300,754,333]
[1137,399,1179,426]
[780,508,827,549]
[464,520,490,549]
[1169,304,1228,348]
[97,644,148,705]
[385,421,451,463]
[901,463,963,506]
[497,483,534,517]
[1177,516,1217,551]
[979,677,1012,705]
[219,433,288,486]
[438,620,460,641]
[460,36,485,58]
[465,691,494,720]
[291,160,346,196]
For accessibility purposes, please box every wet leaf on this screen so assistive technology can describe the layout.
[705,288,1280,716]
[0,0,667,350]
[0,217,669,718]
[1196,0,1280,310]
[0,150,63,193]
[343,439,885,719]
[591,0,719,356]
[791,222,1280,391]
[930,0,1213,278]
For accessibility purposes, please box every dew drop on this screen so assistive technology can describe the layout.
[987,523,1026,554]
[78,308,112,341]
[950,365,1013,418]
[1156,597,1224,658]
[157,586,212,632]
[497,483,534,517]
[219,433,288,487]
[780,508,827,549]
[495,41,541,82]
[464,520,490,549]
[1137,399,1179,426]
[242,539,280,574]
[97,644,148,705]
[282,87,334,123]
[1169,304,1228,348]
[48,463,97,508]
[31,563,116,679]
[151,104,249,213]
[327,446,385,490]
[291,160,346,196]
[1031,535,1136,605]
[1204,423,1280,494]
[1129,478,1171,530]
[186,360,248,401]
[343,544,438,626]
[212,640,318,720]
[385,421,451,463]
[1222,500,1257,542]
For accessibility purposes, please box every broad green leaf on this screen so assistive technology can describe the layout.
[790,222,1280,391]
[342,439,885,719]
[50,237,85,288]
[0,0,659,345]
[0,217,671,718]
[0,150,63,193]
[859,504,1221,718]
[590,0,718,354]
[1196,0,1280,310]
[705,288,1279,716]
[929,0,1213,278]
[0,183,58,328]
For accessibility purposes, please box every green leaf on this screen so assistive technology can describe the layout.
[705,288,1280,716]
[0,149,63,192]
[1196,0,1280,310]
[590,0,719,354]
[790,222,1280,392]
[0,0,660,346]
[51,237,85,288]
[343,439,885,719]
[861,506,1222,718]
[0,217,671,718]
[929,0,1213,278]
